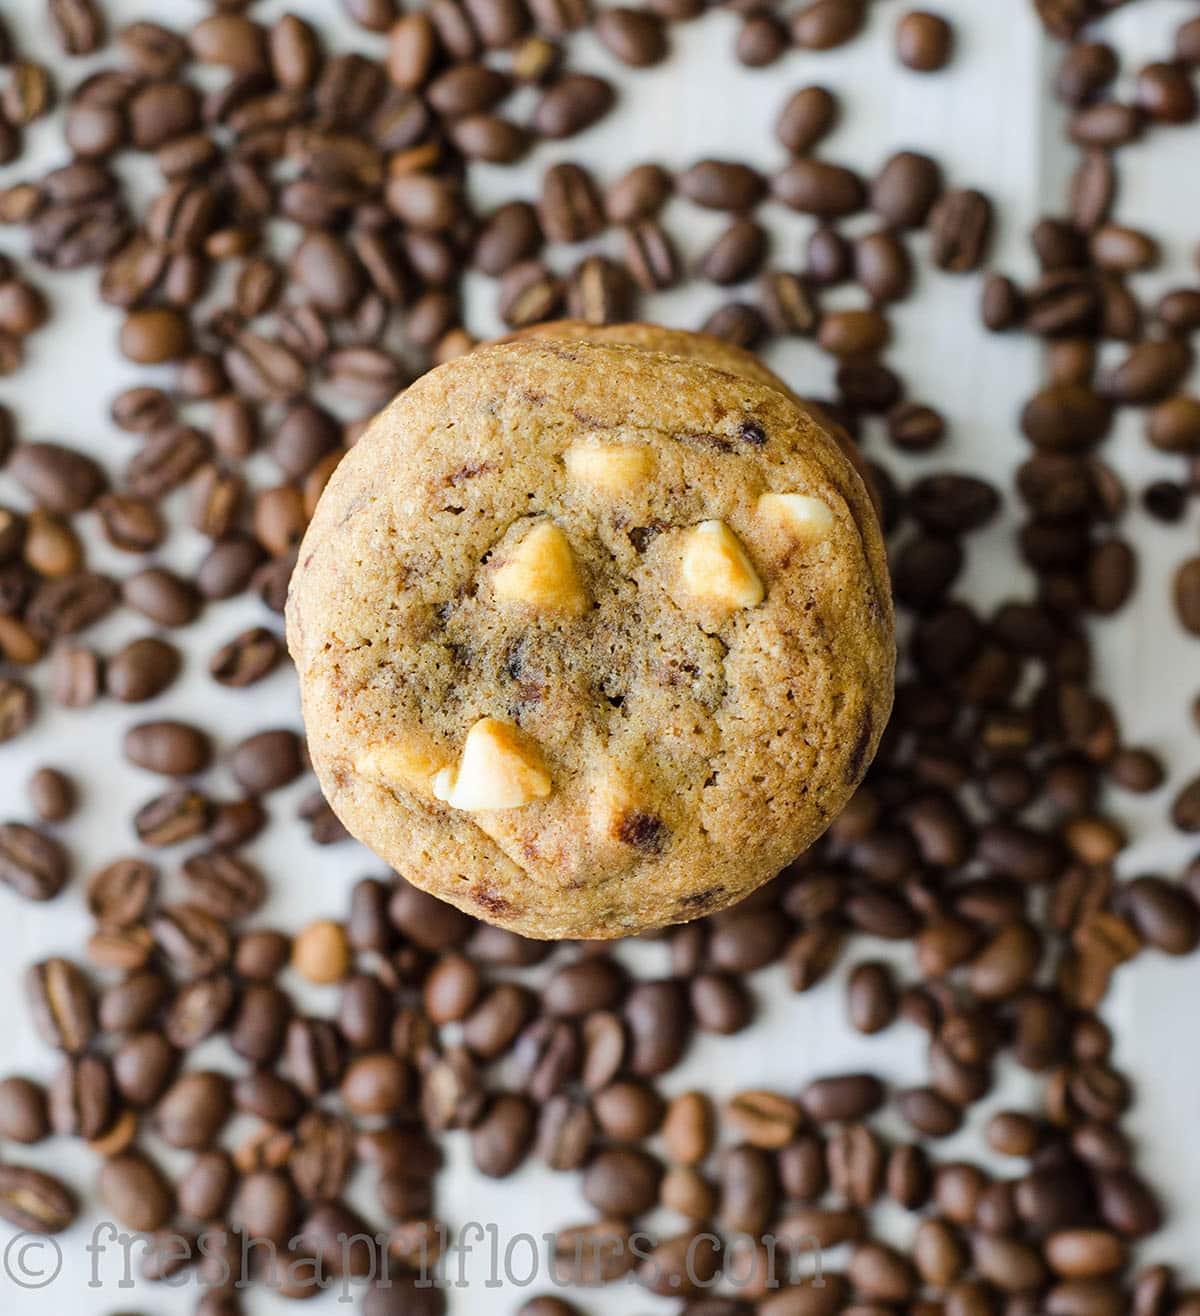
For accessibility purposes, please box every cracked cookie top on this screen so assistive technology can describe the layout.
[286,329,894,940]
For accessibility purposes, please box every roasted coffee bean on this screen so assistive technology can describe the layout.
[792,0,865,50]
[539,162,605,243]
[605,163,671,224]
[26,958,94,1053]
[896,11,953,72]
[48,1047,113,1142]
[774,159,865,218]
[96,1149,174,1233]
[532,73,613,138]
[471,1092,536,1178]
[594,7,667,66]
[151,903,230,977]
[0,823,68,901]
[106,637,179,703]
[123,720,211,776]
[0,1077,50,1145]
[872,150,942,228]
[182,850,265,920]
[10,442,105,515]
[802,1073,885,1123]
[929,189,993,271]
[678,159,765,213]
[624,220,680,291]
[0,1164,76,1234]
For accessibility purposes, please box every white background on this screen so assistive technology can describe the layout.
[2,0,1200,1311]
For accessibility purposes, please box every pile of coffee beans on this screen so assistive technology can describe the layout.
[0,2,1199,1316]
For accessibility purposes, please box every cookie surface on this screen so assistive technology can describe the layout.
[287,331,893,940]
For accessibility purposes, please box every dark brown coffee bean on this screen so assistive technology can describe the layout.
[761,271,818,336]
[624,220,680,291]
[539,161,604,242]
[134,787,211,848]
[95,1150,173,1234]
[122,720,211,777]
[151,902,230,977]
[896,10,953,71]
[792,0,865,50]
[0,1076,49,1146]
[1147,397,1200,454]
[25,958,94,1053]
[802,1073,885,1123]
[872,150,942,227]
[9,442,105,515]
[532,73,613,138]
[1069,101,1143,149]
[1055,41,1118,105]
[0,823,68,902]
[847,961,897,1035]
[594,7,666,66]
[230,728,304,793]
[209,627,283,687]
[700,219,768,286]
[0,674,36,740]
[583,1145,662,1216]
[774,159,865,218]
[471,1092,536,1177]
[0,1164,76,1234]
[605,163,671,224]
[678,159,765,213]
[498,259,564,327]
[48,1047,113,1142]
[164,975,235,1050]
[106,636,179,703]
[929,189,993,271]
[1136,61,1197,124]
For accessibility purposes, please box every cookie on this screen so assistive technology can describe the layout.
[287,329,894,940]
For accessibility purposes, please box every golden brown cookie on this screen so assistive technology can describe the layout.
[287,331,893,940]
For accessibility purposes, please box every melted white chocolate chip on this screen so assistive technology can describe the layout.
[758,492,835,538]
[432,717,552,811]
[564,443,652,495]
[491,521,590,616]
[679,520,765,613]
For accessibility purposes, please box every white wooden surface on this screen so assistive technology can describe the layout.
[2,0,1200,1310]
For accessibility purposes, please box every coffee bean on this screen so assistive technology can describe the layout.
[594,7,667,66]
[471,1092,536,1177]
[96,1149,173,1234]
[896,11,953,72]
[605,163,671,224]
[0,1077,50,1144]
[930,189,993,271]
[678,159,765,213]
[0,822,68,901]
[26,957,94,1053]
[183,850,266,920]
[532,73,613,138]
[539,161,605,242]
[774,159,865,218]
[802,1073,885,1123]
[872,150,942,227]
[0,1164,76,1234]
[792,0,865,51]
[106,636,179,703]
[10,442,105,514]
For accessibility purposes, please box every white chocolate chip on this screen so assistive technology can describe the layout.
[491,521,590,616]
[564,444,651,494]
[680,520,765,612]
[758,492,835,538]
[432,716,552,811]
[355,743,444,792]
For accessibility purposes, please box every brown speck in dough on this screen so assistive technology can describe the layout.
[846,711,874,784]
[616,810,669,854]
[739,419,767,446]
[679,886,724,910]
[448,462,494,484]
[473,887,514,915]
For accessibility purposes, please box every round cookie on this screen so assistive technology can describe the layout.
[287,332,894,940]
